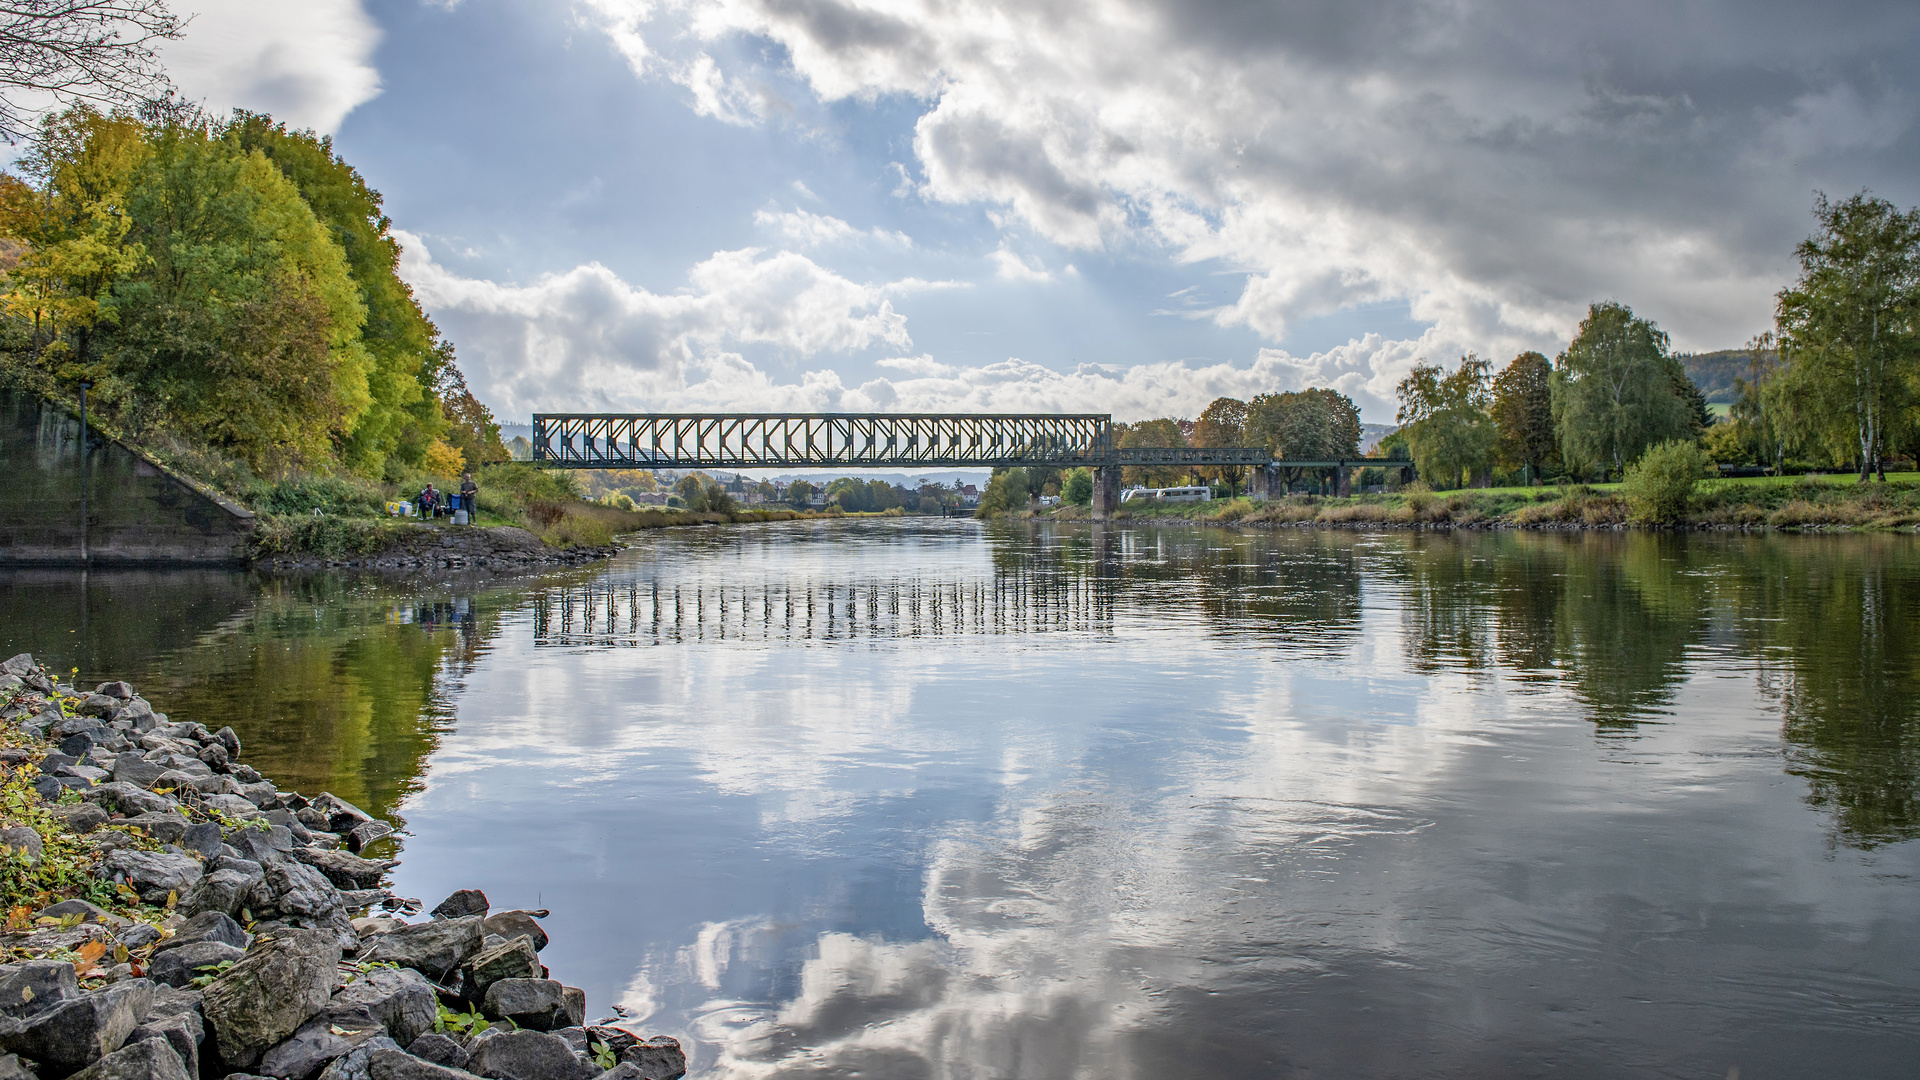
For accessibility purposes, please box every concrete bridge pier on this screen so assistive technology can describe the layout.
[1092,465,1120,520]
[1337,465,1354,498]
[1249,466,1272,500]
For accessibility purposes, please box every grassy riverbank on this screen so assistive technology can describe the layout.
[1043,474,1920,530]
[231,464,831,559]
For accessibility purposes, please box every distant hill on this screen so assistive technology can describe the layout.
[1679,350,1771,404]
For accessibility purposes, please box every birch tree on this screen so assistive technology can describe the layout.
[1771,192,1920,482]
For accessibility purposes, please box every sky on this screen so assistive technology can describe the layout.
[150,0,1920,425]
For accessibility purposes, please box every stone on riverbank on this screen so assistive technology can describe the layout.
[0,979,153,1072]
[199,929,342,1068]
[63,1035,191,1080]
[357,916,484,984]
[3,655,690,1080]
[465,1028,599,1080]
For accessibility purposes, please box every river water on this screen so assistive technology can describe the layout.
[6,520,1919,1078]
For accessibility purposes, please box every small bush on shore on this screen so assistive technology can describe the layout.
[1623,441,1709,525]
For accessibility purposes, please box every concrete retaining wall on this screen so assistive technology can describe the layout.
[0,390,255,565]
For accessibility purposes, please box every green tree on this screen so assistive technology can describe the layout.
[1191,396,1249,492]
[976,466,1029,516]
[787,479,815,508]
[1490,351,1557,483]
[1247,387,1362,490]
[1394,359,1495,489]
[1062,467,1093,505]
[1551,302,1695,478]
[108,122,372,470]
[0,107,149,386]
[1771,191,1920,482]
[676,473,709,511]
[226,113,450,476]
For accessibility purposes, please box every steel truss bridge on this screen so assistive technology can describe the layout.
[530,412,1409,515]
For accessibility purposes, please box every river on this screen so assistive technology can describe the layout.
[6,520,1919,1078]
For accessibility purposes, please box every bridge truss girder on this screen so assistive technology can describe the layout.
[533,413,1118,470]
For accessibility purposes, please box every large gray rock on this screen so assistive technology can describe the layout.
[344,821,393,853]
[0,828,41,867]
[365,1048,472,1080]
[356,917,482,983]
[292,850,393,891]
[126,1005,204,1077]
[121,812,190,844]
[0,979,154,1072]
[461,937,539,1002]
[102,850,203,904]
[257,1007,385,1079]
[261,861,343,919]
[155,912,250,955]
[37,899,128,928]
[401,1034,466,1070]
[179,869,262,920]
[315,1036,401,1080]
[307,795,375,836]
[619,1036,687,1080]
[148,942,248,989]
[329,968,437,1048]
[479,980,568,1032]
[52,803,111,833]
[181,822,225,859]
[463,1029,598,1080]
[0,1052,32,1080]
[0,960,79,1018]
[479,911,547,953]
[200,930,343,1069]
[64,1036,191,1080]
[83,782,176,817]
[111,756,170,790]
[427,891,486,921]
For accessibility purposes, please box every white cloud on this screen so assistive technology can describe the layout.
[753,206,912,249]
[576,0,1920,359]
[396,231,913,419]
[988,247,1053,283]
[401,225,1450,419]
[161,0,381,133]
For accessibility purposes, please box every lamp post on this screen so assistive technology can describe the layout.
[77,379,92,565]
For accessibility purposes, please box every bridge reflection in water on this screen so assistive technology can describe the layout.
[531,570,1115,647]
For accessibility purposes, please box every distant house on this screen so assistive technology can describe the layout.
[633,492,670,506]
[960,484,979,507]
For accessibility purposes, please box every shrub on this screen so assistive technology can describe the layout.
[1622,440,1709,525]
[1401,481,1435,516]
[250,474,385,517]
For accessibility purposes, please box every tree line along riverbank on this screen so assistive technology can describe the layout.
[0,652,689,1080]
[1043,473,1920,531]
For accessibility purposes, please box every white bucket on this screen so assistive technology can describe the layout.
[453,509,469,525]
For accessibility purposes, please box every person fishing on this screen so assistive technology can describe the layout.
[417,482,439,518]
[459,472,479,519]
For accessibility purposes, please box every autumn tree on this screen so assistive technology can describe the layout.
[1248,387,1362,489]
[1115,417,1187,487]
[1396,357,1496,489]
[1191,396,1249,492]
[1490,351,1557,483]
[1770,191,1920,481]
[1551,302,1696,478]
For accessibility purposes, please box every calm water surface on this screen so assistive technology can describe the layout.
[6,521,1920,1078]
